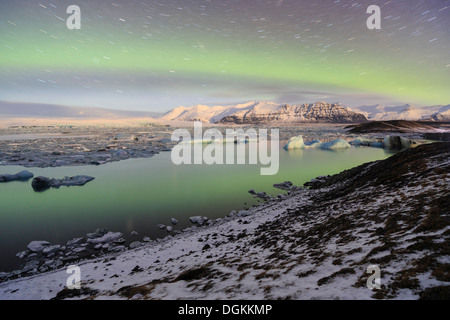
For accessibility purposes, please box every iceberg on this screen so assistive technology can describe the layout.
[383,135,414,150]
[283,136,305,150]
[304,140,322,148]
[350,137,384,148]
[319,139,351,150]
[350,137,374,146]
[369,141,384,148]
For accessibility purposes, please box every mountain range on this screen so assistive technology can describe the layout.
[352,104,450,121]
[160,101,368,124]
[160,101,450,124]
[2,100,449,124]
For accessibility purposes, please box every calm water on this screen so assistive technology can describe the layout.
[0,144,394,271]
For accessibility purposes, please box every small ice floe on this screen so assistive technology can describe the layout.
[350,136,383,148]
[31,175,95,192]
[0,170,34,183]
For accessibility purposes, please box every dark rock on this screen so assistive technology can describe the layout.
[131,265,143,273]
[32,175,95,192]
[31,177,52,191]
[51,287,99,300]
[273,181,293,191]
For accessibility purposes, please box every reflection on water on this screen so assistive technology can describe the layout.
[0,144,393,271]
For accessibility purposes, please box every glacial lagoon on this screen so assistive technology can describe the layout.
[0,144,394,271]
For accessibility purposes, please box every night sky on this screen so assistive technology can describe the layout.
[0,0,449,112]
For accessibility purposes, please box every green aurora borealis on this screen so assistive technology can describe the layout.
[1,0,449,111]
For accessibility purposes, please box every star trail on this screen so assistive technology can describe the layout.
[0,0,449,111]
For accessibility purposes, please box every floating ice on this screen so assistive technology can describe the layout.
[319,139,351,150]
[283,135,305,150]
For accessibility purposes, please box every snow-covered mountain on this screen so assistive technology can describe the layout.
[351,104,450,121]
[159,101,257,123]
[160,101,367,124]
[220,101,367,124]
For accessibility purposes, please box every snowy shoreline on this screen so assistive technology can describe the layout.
[0,142,448,300]
[0,187,310,300]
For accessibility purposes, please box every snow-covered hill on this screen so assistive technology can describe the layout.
[351,104,450,121]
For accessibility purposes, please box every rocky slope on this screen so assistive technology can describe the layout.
[160,101,367,124]
[346,120,444,134]
[0,142,448,300]
[346,120,450,142]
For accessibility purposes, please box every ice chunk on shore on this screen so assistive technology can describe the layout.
[42,245,61,255]
[320,139,351,150]
[86,232,123,244]
[190,216,208,225]
[283,136,305,150]
[237,210,254,217]
[27,241,51,252]
[129,241,141,249]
